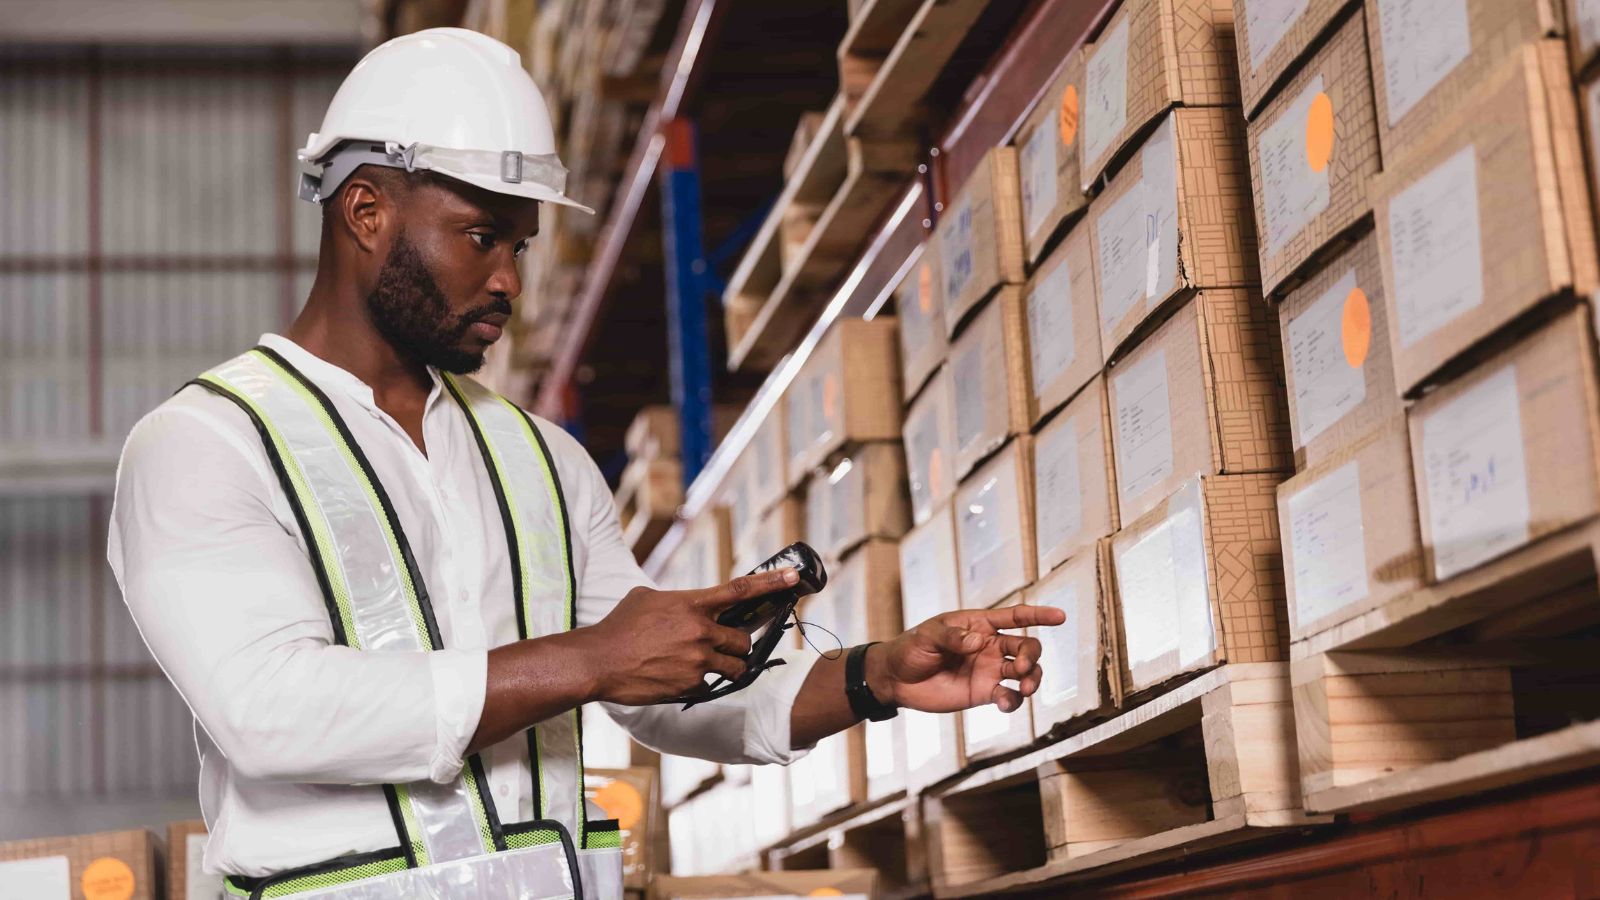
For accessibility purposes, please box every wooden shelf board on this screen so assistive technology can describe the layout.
[845,0,990,143]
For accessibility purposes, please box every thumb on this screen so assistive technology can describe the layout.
[930,624,985,656]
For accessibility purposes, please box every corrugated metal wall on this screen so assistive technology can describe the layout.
[0,48,350,838]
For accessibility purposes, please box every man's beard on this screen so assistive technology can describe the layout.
[365,230,510,375]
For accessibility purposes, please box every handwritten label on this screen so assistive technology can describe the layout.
[1287,268,1367,446]
[959,459,1020,595]
[952,335,987,461]
[1034,579,1082,705]
[1245,0,1311,71]
[1375,0,1471,126]
[1115,492,1213,670]
[1389,145,1483,347]
[939,197,975,303]
[1096,117,1179,336]
[1113,350,1174,506]
[1260,76,1332,255]
[1141,117,1179,302]
[1021,116,1060,240]
[1287,460,1370,630]
[905,396,946,521]
[1034,413,1085,560]
[900,267,939,368]
[1421,364,1530,580]
[1083,15,1131,171]
[900,517,957,624]
[0,856,70,900]
[1027,258,1077,398]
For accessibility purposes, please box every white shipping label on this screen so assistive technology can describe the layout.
[904,709,942,770]
[829,460,865,551]
[1287,268,1368,445]
[900,525,955,623]
[1141,117,1180,300]
[964,696,1016,743]
[1286,460,1370,630]
[1036,580,1082,705]
[1260,76,1331,256]
[940,197,975,302]
[959,462,1020,592]
[1034,413,1085,557]
[785,387,808,469]
[1375,0,1471,126]
[1027,258,1077,397]
[0,856,70,900]
[1021,116,1061,240]
[1389,145,1483,348]
[1083,15,1131,170]
[952,330,990,458]
[1096,118,1179,336]
[866,718,896,778]
[1421,365,1531,580]
[187,832,225,900]
[1245,0,1311,71]
[906,403,943,518]
[1581,0,1600,54]
[1113,350,1174,504]
[1116,499,1214,669]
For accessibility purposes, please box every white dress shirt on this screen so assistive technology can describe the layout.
[107,334,817,877]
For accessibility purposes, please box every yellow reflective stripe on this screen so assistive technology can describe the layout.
[391,785,430,866]
[459,765,497,852]
[197,371,361,649]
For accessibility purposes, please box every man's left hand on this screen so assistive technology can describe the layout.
[863,605,1067,714]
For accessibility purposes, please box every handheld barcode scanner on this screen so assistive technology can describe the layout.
[669,542,828,709]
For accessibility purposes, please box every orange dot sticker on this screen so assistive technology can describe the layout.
[1305,91,1334,173]
[592,780,644,830]
[1059,84,1080,147]
[1341,287,1370,368]
[809,890,846,897]
[918,263,933,315]
[82,857,135,900]
[927,447,946,497]
[823,374,840,422]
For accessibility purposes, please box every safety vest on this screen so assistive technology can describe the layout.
[189,346,622,900]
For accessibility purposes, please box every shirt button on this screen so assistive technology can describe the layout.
[498,784,511,798]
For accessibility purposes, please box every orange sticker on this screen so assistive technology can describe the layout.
[809,890,846,898]
[918,263,933,315]
[1058,84,1080,147]
[1305,91,1334,173]
[927,447,946,497]
[82,857,135,900]
[592,780,644,830]
[1341,287,1370,368]
[822,374,840,422]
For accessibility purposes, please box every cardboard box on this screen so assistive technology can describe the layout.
[1584,76,1600,240]
[1568,0,1600,75]
[1106,290,1292,525]
[585,767,663,891]
[805,444,911,563]
[955,437,1038,610]
[961,593,1038,761]
[651,870,878,900]
[898,505,968,791]
[1247,10,1381,299]
[1365,0,1562,162]
[718,453,759,560]
[1090,109,1259,359]
[1278,417,1424,640]
[1379,42,1596,394]
[1016,48,1090,264]
[658,508,732,591]
[788,725,868,828]
[1033,376,1119,574]
[659,752,720,808]
[733,493,804,575]
[784,318,903,488]
[864,714,908,801]
[903,364,957,526]
[1410,305,1600,582]
[625,404,679,461]
[949,287,1032,480]
[746,402,789,517]
[748,760,791,851]
[1278,230,1402,469]
[1079,0,1241,187]
[0,829,159,900]
[1233,0,1360,117]
[806,538,904,646]
[1023,223,1101,425]
[1110,474,1288,694]
[938,147,1026,335]
[167,820,224,900]
[1027,542,1120,739]
[897,244,948,404]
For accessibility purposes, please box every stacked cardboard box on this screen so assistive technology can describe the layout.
[897,506,968,792]
[617,406,687,563]
[586,767,667,893]
[167,820,224,900]
[0,829,160,900]
[937,147,1026,334]
[1015,48,1090,265]
[651,869,878,900]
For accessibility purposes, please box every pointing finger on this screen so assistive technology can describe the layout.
[695,569,798,611]
[972,604,1066,631]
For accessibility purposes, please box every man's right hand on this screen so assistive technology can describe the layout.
[580,568,800,706]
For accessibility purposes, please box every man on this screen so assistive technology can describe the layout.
[109,27,1062,899]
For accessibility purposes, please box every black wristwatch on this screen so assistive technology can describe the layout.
[845,643,899,722]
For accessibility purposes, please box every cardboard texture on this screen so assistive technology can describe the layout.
[902,364,957,526]
[864,714,909,801]
[1408,305,1600,583]
[1038,749,1211,861]
[1033,376,1120,574]
[1247,11,1381,299]
[1015,47,1090,264]
[747,402,789,517]
[784,317,903,487]
[1023,223,1102,425]
[1278,416,1424,641]
[896,243,948,403]
[1583,76,1600,243]
[1277,230,1402,469]
[1365,0,1563,162]
[717,452,758,558]
[1026,542,1120,738]
[805,443,911,562]
[1375,40,1599,394]
[961,593,1038,761]
[659,507,732,591]
[625,404,679,461]
[898,504,970,792]
[167,820,223,900]
[955,436,1038,610]
[0,829,159,900]
[1568,0,1600,74]
[789,722,869,828]
[1079,0,1242,188]
[1111,474,1289,695]
[1233,0,1361,117]
[808,538,905,647]
[1089,108,1260,359]
[650,869,877,900]
[1106,289,1292,525]
[949,286,1032,480]
[585,767,663,891]
[938,147,1026,335]
[732,494,804,582]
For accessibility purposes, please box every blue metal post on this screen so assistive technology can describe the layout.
[660,118,714,485]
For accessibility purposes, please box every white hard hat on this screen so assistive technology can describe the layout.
[298,27,593,214]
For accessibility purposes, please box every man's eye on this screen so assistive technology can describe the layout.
[513,239,529,258]
[469,232,496,250]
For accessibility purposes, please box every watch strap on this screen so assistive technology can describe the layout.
[845,642,898,722]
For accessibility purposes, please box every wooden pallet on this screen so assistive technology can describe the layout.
[764,793,930,900]
[616,456,684,560]
[837,0,924,117]
[924,664,1328,897]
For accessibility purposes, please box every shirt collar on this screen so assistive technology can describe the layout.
[256,333,445,413]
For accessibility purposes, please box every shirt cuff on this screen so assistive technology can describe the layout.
[427,648,488,783]
[742,652,822,766]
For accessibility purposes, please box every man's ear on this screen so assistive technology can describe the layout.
[335,173,394,255]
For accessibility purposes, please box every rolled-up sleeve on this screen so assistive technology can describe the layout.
[108,398,484,786]
[558,431,817,766]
